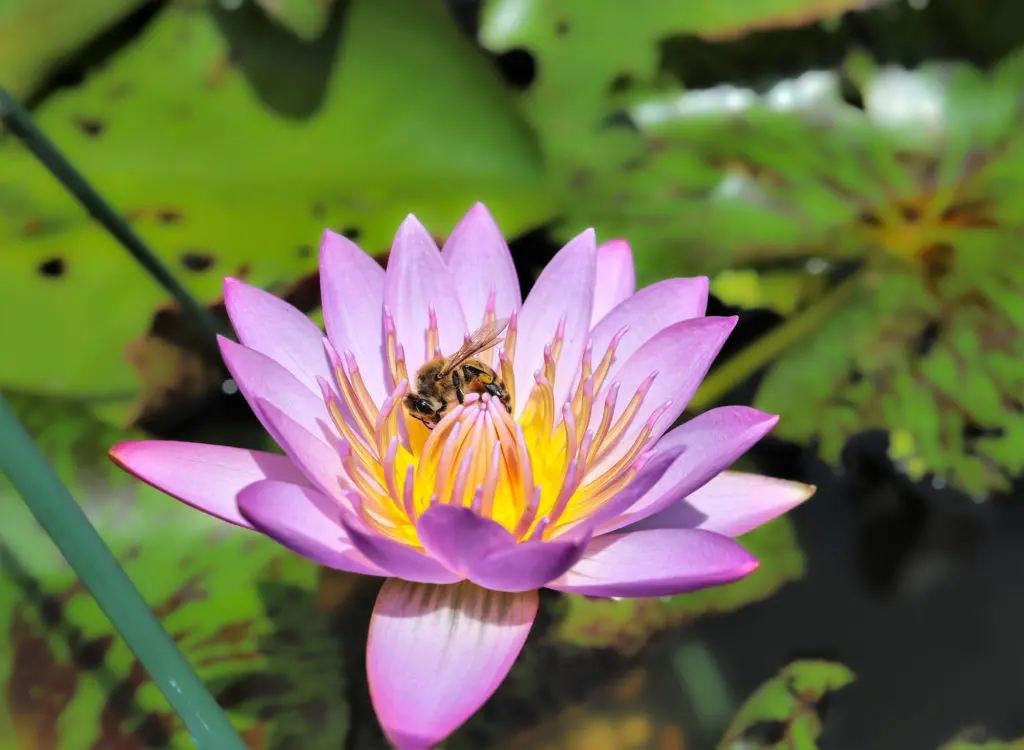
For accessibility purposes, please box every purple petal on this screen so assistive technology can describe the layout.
[587,276,709,378]
[589,317,737,473]
[339,512,462,585]
[547,528,758,598]
[368,580,537,749]
[223,277,331,396]
[628,471,815,538]
[513,229,597,415]
[237,479,385,575]
[599,406,780,533]
[441,203,522,327]
[580,441,687,531]
[385,215,468,374]
[252,398,350,502]
[417,505,589,592]
[319,229,389,405]
[416,504,516,573]
[109,441,310,528]
[591,239,636,326]
[218,336,335,450]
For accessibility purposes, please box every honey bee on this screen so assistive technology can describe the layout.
[403,318,511,428]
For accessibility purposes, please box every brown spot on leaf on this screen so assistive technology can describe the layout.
[38,257,66,278]
[74,116,105,137]
[554,19,571,36]
[180,250,215,272]
[340,225,362,241]
[22,217,45,235]
[157,208,183,224]
[6,609,79,748]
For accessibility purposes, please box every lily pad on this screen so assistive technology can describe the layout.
[478,0,879,264]
[550,515,805,652]
[0,0,149,100]
[0,392,348,748]
[651,55,1024,496]
[0,0,547,412]
[254,0,335,40]
[718,660,855,749]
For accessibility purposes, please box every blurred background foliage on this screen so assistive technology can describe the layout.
[3,0,1024,748]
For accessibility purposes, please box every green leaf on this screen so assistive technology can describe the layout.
[718,660,855,750]
[253,0,334,40]
[0,0,548,410]
[550,514,805,652]
[0,392,348,748]
[743,56,1024,496]
[0,0,149,100]
[478,0,879,274]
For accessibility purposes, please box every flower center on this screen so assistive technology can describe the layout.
[319,306,667,548]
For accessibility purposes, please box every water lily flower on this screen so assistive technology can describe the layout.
[110,204,814,749]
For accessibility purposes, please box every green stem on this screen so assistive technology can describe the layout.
[0,86,227,352]
[0,393,247,750]
[688,268,866,413]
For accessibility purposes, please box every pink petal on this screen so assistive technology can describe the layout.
[223,277,331,396]
[441,203,522,327]
[252,399,350,503]
[547,528,758,598]
[339,512,462,585]
[586,276,709,378]
[237,479,385,575]
[589,317,737,473]
[368,580,537,749]
[513,229,597,416]
[385,215,468,374]
[319,229,389,405]
[417,505,589,592]
[599,406,780,534]
[591,239,636,326]
[627,471,815,538]
[218,336,335,450]
[109,441,310,528]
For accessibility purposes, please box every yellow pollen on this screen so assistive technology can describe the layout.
[322,321,663,548]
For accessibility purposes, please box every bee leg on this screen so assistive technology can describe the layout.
[452,370,466,404]
[484,382,502,398]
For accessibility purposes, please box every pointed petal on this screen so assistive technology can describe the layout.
[441,203,522,327]
[223,277,331,395]
[591,239,636,326]
[339,513,462,584]
[628,471,815,538]
[218,336,335,450]
[547,528,758,598]
[253,399,350,502]
[587,276,709,377]
[514,229,597,415]
[109,441,310,528]
[368,580,537,749]
[599,406,780,533]
[319,229,389,405]
[385,215,468,374]
[417,505,588,592]
[237,479,385,575]
[589,317,736,472]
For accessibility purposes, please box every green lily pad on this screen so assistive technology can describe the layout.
[0,392,348,748]
[940,730,1024,750]
[718,660,855,750]
[254,0,335,40]
[478,0,879,268]
[0,0,548,411]
[0,0,149,100]
[550,515,805,652]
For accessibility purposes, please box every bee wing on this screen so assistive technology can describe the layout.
[440,318,509,375]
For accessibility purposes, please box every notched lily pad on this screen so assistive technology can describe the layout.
[718,660,855,749]
[0,393,348,748]
[550,516,805,652]
[0,0,547,410]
